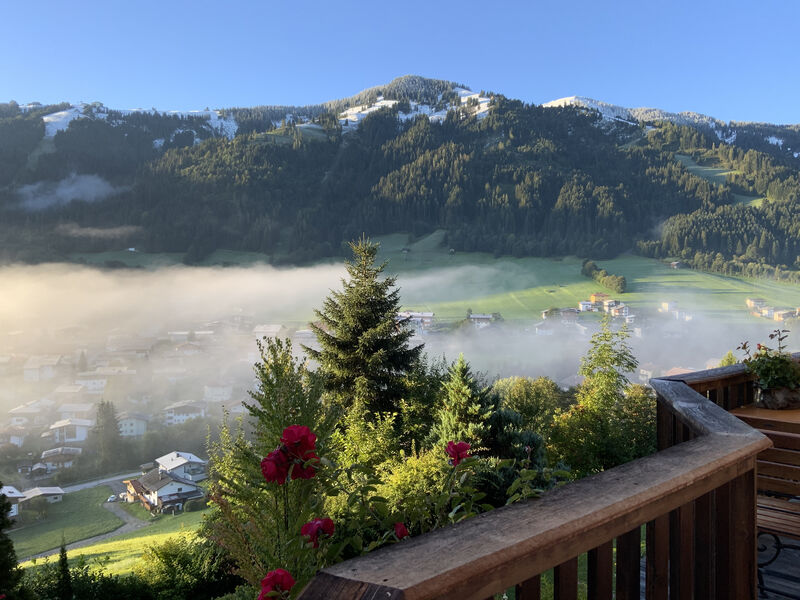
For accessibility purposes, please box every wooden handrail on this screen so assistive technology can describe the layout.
[298,378,771,600]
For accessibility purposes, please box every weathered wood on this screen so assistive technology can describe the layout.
[657,401,673,451]
[646,515,669,600]
[728,469,757,600]
[615,528,640,600]
[757,474,800,496]
[669,503,693,600]
[554,558,578,600]
[757,459,800,481]
[760,447,800,466]
[587,541,612,600]
[515,575,540,600]
[762,430,800,451]
[693,492,713,599]
[714,481,731,600]
[297,573,404,599]
[733,413,800,435]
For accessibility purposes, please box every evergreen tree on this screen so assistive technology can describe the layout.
[719,350,738,367]
[0,481,23,599]
[57,539,73,600]
[429,354,493,449]
[305,236,422,414]
[91,400,123,472]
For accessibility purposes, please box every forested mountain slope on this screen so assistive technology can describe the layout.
[1,76,798,280]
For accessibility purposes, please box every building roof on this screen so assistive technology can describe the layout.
[0,485,24,500]
[23,355,63,369]
[163,400,205,413]
[42,447,82,459]
[49,418,94,430]
[118,411,149,422]
[57,403,94,414]
[9,401,42,415]
[156,451,207,471]
[138,468,196,493]
[54,384,86,394]
[22,486,65,500]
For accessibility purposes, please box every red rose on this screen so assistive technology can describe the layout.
[394,522,409,540]
[258,568,295,599]
[281,425,317,460]
[290,452,319,480]
[757,343,762,350]
[301,517,335,548]
[446,441,471,466]
[261,448,290,484]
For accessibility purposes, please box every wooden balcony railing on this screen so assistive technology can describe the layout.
[298,368,772,600]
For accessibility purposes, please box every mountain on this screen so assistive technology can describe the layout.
[1,76,799,283]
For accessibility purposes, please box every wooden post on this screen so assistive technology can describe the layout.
[587,542,613,600]
[693,492,713,599]
[516,575,541,600]
[646,515,669,600]
[616,528,641,600]
[727,468,757,600]
[554,558,578,600]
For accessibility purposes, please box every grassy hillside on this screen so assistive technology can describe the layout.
[10,486,123,559]
[21,508,210,575]
[674,154,764,207]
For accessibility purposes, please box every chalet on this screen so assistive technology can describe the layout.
[0,425,27,447]
[578,301,594,312]
[156,450,208,482]
[468,313,495,329]
[397,311,435,332]
[56,402,94,421]
[589,292,609,304]
[760,306,775,319]
[610,304,629,318]
[602,299,620,313]
[41,447,82,472]
[163,401,206,426]
[746,297,767,310]
[48,418,93,443]
[560,308,579,323]
[534,321,555,336]
[252,324,284,339]
[659,301,677,313]
[8,400,50,427]
[74,371,107,394]
[124,469,202,512]
[625,314,636,324]
[23,355,64,382]
[21,486,64,504]
[203,383,233,403]
[0,485,24,518]
[118,412,148,437]
[774,309,795,322]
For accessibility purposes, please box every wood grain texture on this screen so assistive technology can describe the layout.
[587,542,612,600]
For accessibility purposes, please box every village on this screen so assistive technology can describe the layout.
[2,292,798,520]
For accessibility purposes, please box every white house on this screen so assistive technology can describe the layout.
[156,451,208,482]
[397,312,435,332]
[203,383,233,403]
[8,400,49,427]
[468,313,494,329]
[0,485,25,517]
[125,469,202,512]
[74,371,108,394]
[118,412,148,437]
[252,324,284,339]
[578,301,594,312]
[21,486,65,504]
[56,402,95,421]
[23,355,64,382]
[0,425,27,447]
[49,418,93,443]
[41,447,82,472]
[163,401,206,426]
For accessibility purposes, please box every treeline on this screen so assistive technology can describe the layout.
[581,259,626,293]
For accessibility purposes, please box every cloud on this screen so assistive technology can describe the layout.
[16,174,126,210]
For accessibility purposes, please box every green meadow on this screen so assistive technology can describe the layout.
[675,154,764,207]
[10,487,123,560]
[21,508,210,575]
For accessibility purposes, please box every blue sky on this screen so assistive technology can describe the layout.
[1,0,798,123]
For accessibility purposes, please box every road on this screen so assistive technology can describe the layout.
[61,471,141,494]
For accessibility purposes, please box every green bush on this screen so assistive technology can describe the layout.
[183,497,208,512]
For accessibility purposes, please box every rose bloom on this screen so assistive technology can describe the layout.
[446,441,471,466]
[301,517,335,548]
[394,522,409,540]
[261,448,290,484]
[258,568,295,599]
[281,425,317,460]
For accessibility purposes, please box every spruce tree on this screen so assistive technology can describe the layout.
[0,481,22,598]
[56,538,73,600]
[305,236,422,415]
[429,354,493,449]
[91,400,122,472]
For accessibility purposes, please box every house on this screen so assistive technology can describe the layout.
[659,301,677,313]
[774,309,794,322]
[0,425,28,447]
[118,412,148,437]
[0,485,25,518]
[203,383,233,403]
[610,304,629,318]
[8,400,49,427]
[23,355,64,382]
[534,321,555,336]
[52,383,89,402]
[578,301,594,312]
[124,469,202,512]
[760,306,775,319]
[56,402,95,421]
[167,331,190,343]
[156,451,207,482]
[252,324,284,339]
[163,401,206,426]
[560,308,579,323]
[48,418,93,443]
[21,486,64,504]
[468,313,495,329]
[397,312,435,332]
[746,297,767,310]
[41,447,82,472]
[669,261,685,269]
[625,314,636,324]
[74,371,108,394]
[590,293,609,304]
[602,299,620,313]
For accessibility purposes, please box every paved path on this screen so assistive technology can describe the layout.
[61,471,141,494]
[24,501,150,562]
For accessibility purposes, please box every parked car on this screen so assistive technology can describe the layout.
[107,494,117,502]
